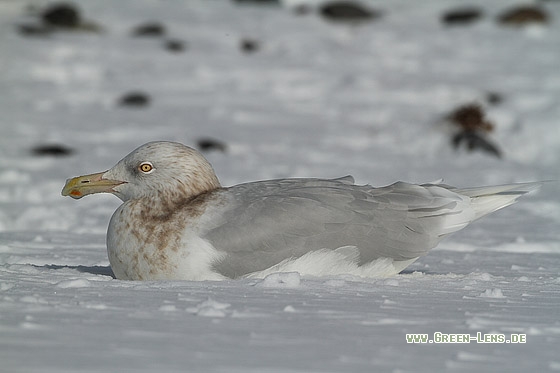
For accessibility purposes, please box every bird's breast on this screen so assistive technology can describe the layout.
[106,200,226,281]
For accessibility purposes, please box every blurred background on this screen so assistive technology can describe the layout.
[2,0,559,233]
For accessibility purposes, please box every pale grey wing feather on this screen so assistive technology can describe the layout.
[203,178,465,278]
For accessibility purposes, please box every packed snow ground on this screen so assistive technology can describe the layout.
[1,0,559,372]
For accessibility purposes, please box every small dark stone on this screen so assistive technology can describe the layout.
[32,144,74,157]
[447,103,501,157]
[240,38,260,53]
[132,22,166,37]
[164,39,186,53]
[118,92,151,107]
[498,6,549,25]
[41,3,81,28]
[452,131,502,158]
[319,1,380,22]
[441,7,483,26]
[197,138,227,153]
[486,92,504,105]
[448,104,494,133]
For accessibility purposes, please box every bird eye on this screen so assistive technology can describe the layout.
[139,162,154,173]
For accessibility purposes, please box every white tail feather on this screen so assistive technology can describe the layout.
[455,182,542,221]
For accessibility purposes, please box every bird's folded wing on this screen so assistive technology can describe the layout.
[203,178,468,278]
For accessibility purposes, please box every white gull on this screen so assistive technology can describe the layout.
[62,141,541,281]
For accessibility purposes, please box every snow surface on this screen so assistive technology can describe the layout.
[1,0,559,372]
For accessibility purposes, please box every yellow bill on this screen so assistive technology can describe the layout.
[61,171,124,199]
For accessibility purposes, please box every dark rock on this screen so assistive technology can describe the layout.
[441,7,483,26]
[32,144,74,157]
[498,6,549,25]
[447,103,501,157]
[197,138,227,153]
[19,2,101,35]
[452,131,501,158]
[164,39,186,53]
[118,92,151,107]
[448,104,494,133]
[132,22,166,37]
[486,92,504,105]
[240,38,260,53]
[41,3,81,28]
[319,1,380,23]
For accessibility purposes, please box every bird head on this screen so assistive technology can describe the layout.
[62,141,221,202]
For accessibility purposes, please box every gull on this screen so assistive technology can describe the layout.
[62,141,540,281]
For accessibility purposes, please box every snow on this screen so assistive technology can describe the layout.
[0,0,559,372]
[257,272,302,288]
[478,288,505,299]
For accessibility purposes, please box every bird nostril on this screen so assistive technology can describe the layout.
[80,180,90,184]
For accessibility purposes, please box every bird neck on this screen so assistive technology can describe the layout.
[130,187,221,224]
